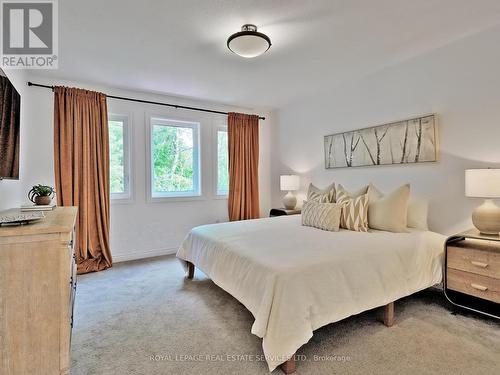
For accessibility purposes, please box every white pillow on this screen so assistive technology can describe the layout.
[368,184,410,233]
[407,198,429,230]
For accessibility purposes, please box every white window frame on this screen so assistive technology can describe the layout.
[214,125,229,197]
[108,113,132,202]
[147,116,201,201]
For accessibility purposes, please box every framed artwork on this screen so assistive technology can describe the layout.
[324,114,437,168]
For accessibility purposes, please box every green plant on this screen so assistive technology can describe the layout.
[28,184,55,203]
[31,184,55,196]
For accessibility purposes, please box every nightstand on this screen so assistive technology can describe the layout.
[269,208,301,217]
[444,229,500,319]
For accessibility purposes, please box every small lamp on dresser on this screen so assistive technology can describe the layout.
[465,168,500,235]
[280,175,300,210]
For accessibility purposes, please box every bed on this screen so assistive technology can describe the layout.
[176,214,445,373]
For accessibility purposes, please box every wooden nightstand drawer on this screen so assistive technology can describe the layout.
[448,243,500,279]
[447,268,500,303]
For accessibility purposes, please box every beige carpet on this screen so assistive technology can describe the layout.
[71,255,500,375]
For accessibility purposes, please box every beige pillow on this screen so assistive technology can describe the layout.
[368,184,411,232]
[307,182,336,203]
[335,184,369,201]
[301,200,342,232]
[336,186,369,232]
[407,198,429,230]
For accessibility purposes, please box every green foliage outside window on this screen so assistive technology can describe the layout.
[217,130,229,194]
[110,119,228,198]
[109,120,124,193]
[152,125,194,193]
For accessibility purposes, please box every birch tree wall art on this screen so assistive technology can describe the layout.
[324,114,437,168]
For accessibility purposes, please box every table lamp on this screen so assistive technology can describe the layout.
[465,168,500,235]
[280,175,300,210]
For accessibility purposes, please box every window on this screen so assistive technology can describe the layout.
[150,117,200,198]
[108,114,130,200]
[216,127,229,195]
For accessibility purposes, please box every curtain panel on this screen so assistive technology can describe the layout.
[54,86,112,274]
[227,112,260,221]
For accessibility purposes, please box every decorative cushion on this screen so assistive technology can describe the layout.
[336,185,369,232]
[301,200,342,232]
[335,184,369,201]
[407,198,429,230]
[307,182,336,203]
[368,184,411,232]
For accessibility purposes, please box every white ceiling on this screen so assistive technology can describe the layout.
[37,0,500,110]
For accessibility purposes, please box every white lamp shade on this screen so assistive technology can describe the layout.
[465,169,500,198]
[280,175,299,191]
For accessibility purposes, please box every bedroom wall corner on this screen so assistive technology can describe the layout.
[271,24,500,235]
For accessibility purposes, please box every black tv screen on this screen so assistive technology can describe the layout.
[0,69,20,180]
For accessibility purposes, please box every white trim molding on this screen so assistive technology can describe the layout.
[109,112,134,203]
[112,246,178,263]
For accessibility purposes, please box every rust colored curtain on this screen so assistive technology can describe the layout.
[0,75,20,179]
[54,86,112,274]
[228,112,260,221]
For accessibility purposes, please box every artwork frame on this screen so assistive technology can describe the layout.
[324,114,438,169]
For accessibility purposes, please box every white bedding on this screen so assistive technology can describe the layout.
[176,215,445,371]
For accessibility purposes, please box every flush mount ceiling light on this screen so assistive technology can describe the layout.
[227,24,271,58]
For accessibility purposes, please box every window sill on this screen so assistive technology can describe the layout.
[213,194,228,200]
[110,194,133,204]
[110,198,134,205]
[147,195,205,203]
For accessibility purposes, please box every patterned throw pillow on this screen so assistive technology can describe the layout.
[336,185,369,232]
[335,184,369,201]
[307,183,336,203]
[301,200,342,232]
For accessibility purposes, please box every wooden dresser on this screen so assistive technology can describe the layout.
[444,229,500,319]
[0,207,78,375]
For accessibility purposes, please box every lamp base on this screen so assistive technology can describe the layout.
[472,199,500,235]
[282,191,297,210]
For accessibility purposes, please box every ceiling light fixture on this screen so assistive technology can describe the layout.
[227,24,271,58]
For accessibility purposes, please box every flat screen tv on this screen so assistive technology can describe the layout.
[0,68,21,180]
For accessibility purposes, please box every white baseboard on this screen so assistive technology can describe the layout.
[113,246,178,263]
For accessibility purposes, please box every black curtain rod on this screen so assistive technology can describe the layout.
[27,81,265,120]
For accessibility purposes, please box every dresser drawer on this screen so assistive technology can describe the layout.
[447,268,500,303]
[448,244,500,279]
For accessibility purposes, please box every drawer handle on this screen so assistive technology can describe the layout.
[470,283,488,291]
[470,261,488,268]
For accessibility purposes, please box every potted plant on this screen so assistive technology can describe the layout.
[28,184,55,205]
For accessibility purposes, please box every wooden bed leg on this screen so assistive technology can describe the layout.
[186,261,195,279]
[384,302,394,327]
[281,353,296,374]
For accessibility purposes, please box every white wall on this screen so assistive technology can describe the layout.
[272,25,500,235]
[8,74,272,262]
[0,69,28,210]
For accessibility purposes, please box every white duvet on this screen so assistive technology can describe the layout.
[176,215,445,371]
